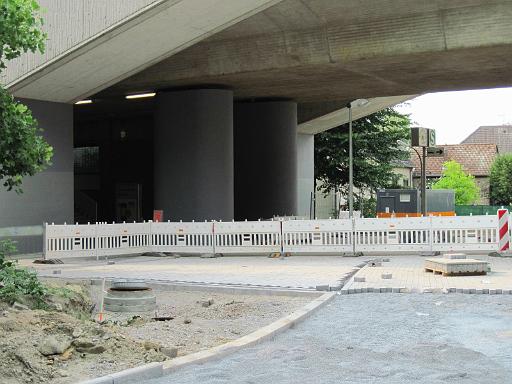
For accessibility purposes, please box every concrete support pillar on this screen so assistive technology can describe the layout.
[297,133,314,219]
[234,100,298,220]
[154,89,234,221]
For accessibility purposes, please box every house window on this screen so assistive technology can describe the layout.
[399,193,411,203]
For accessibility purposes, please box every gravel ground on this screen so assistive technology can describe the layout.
[101,288,311,356]
[148,294,512,384]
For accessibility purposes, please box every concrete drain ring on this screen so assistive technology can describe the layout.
[104,282,156,312]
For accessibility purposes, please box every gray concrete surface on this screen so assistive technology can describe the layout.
[147,294,512,384]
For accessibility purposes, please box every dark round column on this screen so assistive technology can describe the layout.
[234,100,298,220]
[154,89,233,221]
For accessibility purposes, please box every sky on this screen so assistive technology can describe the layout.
[395,87,512,145]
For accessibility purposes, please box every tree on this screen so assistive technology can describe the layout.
[432,160,480,205]
[314,107,411,197]
[0,0,52,192]
[489,154,512,205]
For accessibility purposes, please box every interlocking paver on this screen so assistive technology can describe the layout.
[346,255,512,292]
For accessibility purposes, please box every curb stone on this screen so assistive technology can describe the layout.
[80,293,335,383]
[162,291,335,374]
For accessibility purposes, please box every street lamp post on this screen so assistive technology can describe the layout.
[347,99,369,219]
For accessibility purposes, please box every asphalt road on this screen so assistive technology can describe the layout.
[147,294,512,384]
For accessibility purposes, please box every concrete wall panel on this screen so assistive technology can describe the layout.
[0,99,74,228]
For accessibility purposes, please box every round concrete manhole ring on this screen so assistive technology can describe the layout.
[111,279,148,291]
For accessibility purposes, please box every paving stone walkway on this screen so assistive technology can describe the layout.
[22,255,360,289]
[345,255,512,293]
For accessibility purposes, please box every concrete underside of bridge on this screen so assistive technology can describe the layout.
[2,0,512,227]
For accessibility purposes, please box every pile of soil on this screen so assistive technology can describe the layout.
[0,280,311,383]
[0,283,168,384]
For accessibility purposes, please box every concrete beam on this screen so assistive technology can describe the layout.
[298,95,417,135]
[6,0,283,103]
[105,1,512,103]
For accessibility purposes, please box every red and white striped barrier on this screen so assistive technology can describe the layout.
[498,209,510,252]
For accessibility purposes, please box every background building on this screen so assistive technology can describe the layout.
[410,144,498,204]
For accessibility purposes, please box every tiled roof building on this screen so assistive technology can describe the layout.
[410,143,498,204]
[462,125,512,153]
[411,144,498,178]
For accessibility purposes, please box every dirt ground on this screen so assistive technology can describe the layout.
[0,279,311,384]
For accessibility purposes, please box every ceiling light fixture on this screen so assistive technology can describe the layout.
[125,92,156,100]
[75,99,92,105]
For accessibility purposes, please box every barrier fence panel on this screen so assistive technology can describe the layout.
[431,215,498,252]
[96,222,151,257]
[214,221,281,254]
[43,215,503,259]
[44,223,97,259]
[151,221,214,254]
[354,217,431,253]
[282,219,352,253]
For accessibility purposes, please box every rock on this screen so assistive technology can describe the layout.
[200,298,214,307]
[72,339,96,349]
[59,348,73,361]
[12,302,29,311]
[161,347,178,358]
[81,345,106,354]
[184,319,192,324]
[54,303,63,311]
[72,328,83,338]
[38,335,72,356]
[57,369,69,377]
[143,341,161,351]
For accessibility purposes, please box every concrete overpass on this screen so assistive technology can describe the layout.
[1,0,512,227]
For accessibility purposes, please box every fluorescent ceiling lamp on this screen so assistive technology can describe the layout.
[125,92,156,99]
[75,99,92,105]
[351,98,369,108]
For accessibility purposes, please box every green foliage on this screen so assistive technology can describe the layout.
[0,240,47,307]
[0,0,46,69]
[315,107,411,196]
[0,0,52,192]
[432,160,480,205]
[355,194,377,218]
[489,154,512,205]
[0,88,53,191]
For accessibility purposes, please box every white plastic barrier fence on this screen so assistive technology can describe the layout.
[45,223,97,259]
[430,215,497,252]
[214,221,281,254]
[354,217,431,253]
[43,215,503,259]
[96,222,151,257]
[151,221,213,254]
[282,219,352,253]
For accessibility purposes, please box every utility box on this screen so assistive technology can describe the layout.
[426,189,455,215]
[376,189,419,217]
[376,189,455,217]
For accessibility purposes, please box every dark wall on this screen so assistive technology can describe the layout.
[0,98,73,227]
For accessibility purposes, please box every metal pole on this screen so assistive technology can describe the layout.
[349,105,354,218]
[421,146,427,216]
